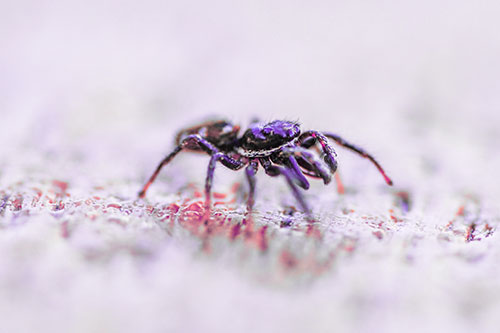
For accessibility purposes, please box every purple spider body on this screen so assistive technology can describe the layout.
[139,118,393,221]
[239,120,301,154]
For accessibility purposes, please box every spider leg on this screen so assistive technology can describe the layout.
[259,157,313,221]
[139,134,243,199]
[322,132,393,186]
[286,155,310,189]
[298,131,338,174]
[283,147,331,185]
[138,145,183,198]
[299,136,316,149]
[245,159,259,217]
[295,150,344,194]
[273,152,310,190]
[205,152,245,209]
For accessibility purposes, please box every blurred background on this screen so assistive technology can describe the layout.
[2,0,500,198]
[2,2,500,332]
[2,1,499,141]
[1,0,499,207]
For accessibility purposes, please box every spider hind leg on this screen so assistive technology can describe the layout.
[139,134,245,209]
[322,132,393,186]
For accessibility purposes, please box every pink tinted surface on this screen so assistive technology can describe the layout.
[1,0,500,332]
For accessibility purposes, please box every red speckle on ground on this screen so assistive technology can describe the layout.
[230,182,241,193]
[32,187,43,198]
[53,201,65,211]
[484,224,494,237]
[342,208,355,214]
[146,205,155,215]
[166,203,180,214]
[306,225,323,240]
[52,180,68,193]
[184,201,205,214]
[107,203,122,210]
[61,221,70,238]
[213,192,227,199]
[334,172,345,195]
[465,224,476,242]
[395,191,411,213]
[12,197,23,211]
[343,238,357,253]
[247,226,269,252]
[280,250,298,270]
[389,209,403,223]
[108,217,125,226]
[230,223,241,240]
[373,230,384,240]
[446,203,481,233]
[445,220,454,229]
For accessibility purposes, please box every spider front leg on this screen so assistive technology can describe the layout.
[282,153,310,190]
[298,131,338,174]
[322,132,393,186]
[259,157,313,222]
[244,159,259,221]
[282,147,331,185]
[205,152,245,210]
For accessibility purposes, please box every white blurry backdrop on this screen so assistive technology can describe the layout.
[2,0,500,191]
[2,0,499,139]
[1,1,500,332]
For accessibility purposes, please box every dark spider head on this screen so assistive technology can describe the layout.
[239,120,301,152]
[175,119,240,149]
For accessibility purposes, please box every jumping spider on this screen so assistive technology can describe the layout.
[139,119,393,220]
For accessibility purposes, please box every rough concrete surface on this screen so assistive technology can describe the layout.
[1,1,500,332]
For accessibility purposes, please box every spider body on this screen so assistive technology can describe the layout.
[174,119,240,152]
[238,120,301,156]
[139,119,393,221]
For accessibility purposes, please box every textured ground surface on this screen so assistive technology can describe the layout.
[2,1,500,332]
[1,122,499,333]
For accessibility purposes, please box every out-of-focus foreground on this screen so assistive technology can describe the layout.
[1,1,500,332]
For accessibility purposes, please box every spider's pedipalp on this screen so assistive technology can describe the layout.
[286,147,332,185]
[284,154,310,190]
[259,157,313,221]
[298,131,338,174]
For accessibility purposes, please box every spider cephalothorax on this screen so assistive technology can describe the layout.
[238,120,301,155]
[139,119,393,221]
